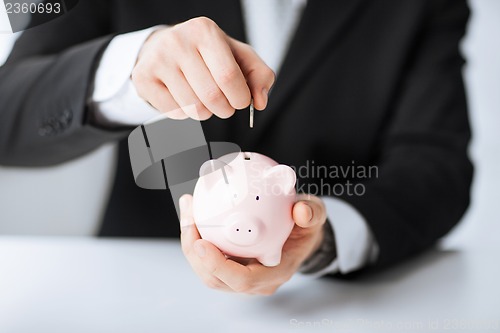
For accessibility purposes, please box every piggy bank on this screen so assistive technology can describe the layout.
[192,152,296,267]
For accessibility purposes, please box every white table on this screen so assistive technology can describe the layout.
[0,237,499,333]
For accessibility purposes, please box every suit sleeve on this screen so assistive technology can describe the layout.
[340,0,473,270]
[0,0,128,167]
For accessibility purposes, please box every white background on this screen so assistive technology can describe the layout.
[0,0,499,239]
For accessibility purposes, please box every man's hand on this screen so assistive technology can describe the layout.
[179,194,327,295]
[132,17,275,120]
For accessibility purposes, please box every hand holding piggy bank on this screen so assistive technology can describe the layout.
[192,152,296,266]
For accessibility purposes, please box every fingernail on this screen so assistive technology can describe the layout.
[304,203,313,222]
[262,88,269,107]
[194,242,206,258]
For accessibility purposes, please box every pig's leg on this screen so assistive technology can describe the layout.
[258,251,282,267]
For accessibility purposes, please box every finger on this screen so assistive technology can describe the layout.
[194,239,257,292]
[159,67,213,121]
[179,195,198,249]
[189,240,234,292]
[292,196,326,229]
[179,194,194,227]
[135,80,187,119]
[191,241,234,292]
[178,195,233,292]
[199,274,234,292]
[248,285,280,296]
[181,225,201,259]
[180,52,236,119]
[197,32,251,110]
[195,239,289,293]
[178,196,203,275]
[227,38,275,111]
[292,201,313,228]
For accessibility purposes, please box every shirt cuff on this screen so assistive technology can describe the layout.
[91,26,163,127]
[301,196,379,278]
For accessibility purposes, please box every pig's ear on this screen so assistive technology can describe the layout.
[199,160,232,189]
[264,165,296,195]
[199,159,228,178]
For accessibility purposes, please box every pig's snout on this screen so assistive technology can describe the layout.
[224,214,264,247]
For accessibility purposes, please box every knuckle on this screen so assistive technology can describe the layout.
[165,30,188,55]
[165,27,191,54]
[197,16,216,26]
[144,38,166,61]
[189,16,216,31]
[279,273,293,285]
[169,30,188,50]
[204,277,221,290]
[207,262,219,276]
[233,277,253,293]
[218,67,240,85]
[233,282,251,293]
[263,67,276,85]
[152,51,168,66]
[202,85,224,105]
[260,287,278,296]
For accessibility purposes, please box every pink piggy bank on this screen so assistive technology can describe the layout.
[192,152,297,267]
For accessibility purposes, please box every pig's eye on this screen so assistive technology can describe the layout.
[255,196,260,201]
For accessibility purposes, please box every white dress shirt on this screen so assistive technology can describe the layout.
[91,0,378,275]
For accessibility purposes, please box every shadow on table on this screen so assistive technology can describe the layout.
[260,248,466,316]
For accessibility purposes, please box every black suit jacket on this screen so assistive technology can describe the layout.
[0,0,472,270]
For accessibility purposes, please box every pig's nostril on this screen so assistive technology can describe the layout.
[248,229,251,232]
[236,228,239,231]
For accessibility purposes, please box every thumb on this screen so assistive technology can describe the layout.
[292,198,326,229]
[226,37,275,111]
